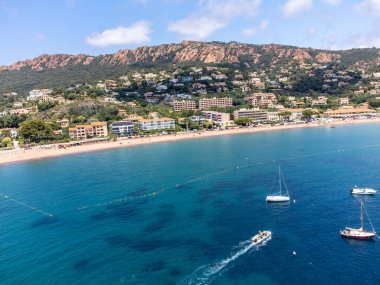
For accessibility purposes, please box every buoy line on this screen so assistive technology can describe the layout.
[0,193,53,217]
[77,143,380,211]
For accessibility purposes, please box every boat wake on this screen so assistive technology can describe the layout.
[179,237,271,285]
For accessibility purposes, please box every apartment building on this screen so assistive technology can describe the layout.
[233,108,268,122]
[199,97,232,110]
[69,122,108,139]
[172,100,197,112]
[138,118,175,131]
[245,92,277,107]
[267,112,280,122]
[324,108,375,118]
[110,121,135,135]
[28,89,53,100]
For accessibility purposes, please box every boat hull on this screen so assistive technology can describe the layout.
[351,187,377,195]
[351,190,376,195]
[266,195,290,202]
[251,230,272,245]
[340,228,376,240]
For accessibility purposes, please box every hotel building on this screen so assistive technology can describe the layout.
[233,108,268,123]
[69,122,108,139]
[199,97,232,110]
[172,100,197,112]
[138,118,175,131]
[110,121,135,136]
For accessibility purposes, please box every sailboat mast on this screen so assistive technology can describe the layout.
[360,200,364,230]
[279,166,282,195]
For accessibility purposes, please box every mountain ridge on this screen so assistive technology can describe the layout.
[2,40,379,71]
[0,40,379,95]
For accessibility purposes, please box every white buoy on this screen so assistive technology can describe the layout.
[293,251,297,255]
[293,199,296,203]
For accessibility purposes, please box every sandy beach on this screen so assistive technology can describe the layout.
[1,118,380,166]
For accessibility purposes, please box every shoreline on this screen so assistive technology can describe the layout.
[1,118,380,166]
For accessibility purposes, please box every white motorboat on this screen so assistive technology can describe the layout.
[340,200,376,240]
[251,230,272,245]
[351,186,376,195]
[266,166,290,202]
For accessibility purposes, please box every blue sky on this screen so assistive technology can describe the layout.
[0,0,379,65]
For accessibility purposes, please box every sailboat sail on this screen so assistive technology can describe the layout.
[340,200,376,240]
[266,166,290,202]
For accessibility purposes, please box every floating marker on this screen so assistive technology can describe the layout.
[0,193,53,217]
[77,143,380,211]
[293,251,297,255]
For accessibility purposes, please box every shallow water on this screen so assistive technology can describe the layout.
[1,124,380,284]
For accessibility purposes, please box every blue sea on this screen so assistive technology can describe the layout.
[1,124,380,285]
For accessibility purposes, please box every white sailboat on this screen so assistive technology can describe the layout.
[340,200,376,240]
[266,166,290,202]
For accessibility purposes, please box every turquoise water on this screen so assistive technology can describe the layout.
[1,124,380,285]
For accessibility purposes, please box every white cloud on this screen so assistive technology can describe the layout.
[259,19,269,29]
[35,33,47,41]
[241,19,268,37]
[242,28,257,37]
[168,17,225,40]
[85,21,152,47]
[354,0,380,15]
[283,0,313,18]
[346,24,380,48]
[0,0,18,17]
[321,0,342,5]
[168,0,261,40]
[202,0,262,19]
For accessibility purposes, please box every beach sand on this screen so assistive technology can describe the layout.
[1,118,380,166]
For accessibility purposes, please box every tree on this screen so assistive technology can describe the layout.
[19,120,54,143]
[37,101,57,111]
[234,117,251,126]
[369,99,380,108]
[0,114,28,128]
[0,129,11,139]
[1,137,12,148]
[279,111,292,121]
[72,116,87,124]
[302,110,314,120]
[97,106,120,122]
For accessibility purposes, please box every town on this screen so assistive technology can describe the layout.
[1,63,380,150]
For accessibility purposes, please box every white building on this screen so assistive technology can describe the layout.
[110,121,135,135]
[233,108,268,122]
[28,89,53,100]
[201,111,233,127]
[267,112,280,122]
[138,118,175,131]
[339,97,349,106]
[211,73,227,80]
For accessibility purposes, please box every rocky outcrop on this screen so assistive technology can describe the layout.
[0,54,95,71]
[0,41,377,71]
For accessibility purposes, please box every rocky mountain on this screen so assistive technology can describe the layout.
[1,40,379,95]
